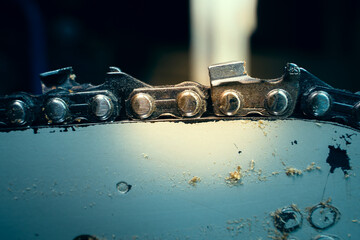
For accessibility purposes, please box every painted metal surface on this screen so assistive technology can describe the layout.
[0,119,359,239]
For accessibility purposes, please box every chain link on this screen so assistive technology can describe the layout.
[0,61,359,130]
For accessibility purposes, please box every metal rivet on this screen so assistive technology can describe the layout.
[273,205,303,232]
[308,204,340,230]
[116,181,131,194]
[91,94,113,121]
[45,98,69,123]
[177,90,202,117]
[219,90,242,116]
[130,93,155,119]
[265,89,290,116]
[307,91,331,117]
[312,235,342,240]
[7,100,28,126]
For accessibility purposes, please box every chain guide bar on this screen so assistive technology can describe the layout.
[0,61,359,130]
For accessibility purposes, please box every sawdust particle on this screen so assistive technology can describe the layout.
[285,167,302,176]
[304,162,321,172]
[188,176,201,186]
[226,166,242,185]
[250,160,255,171]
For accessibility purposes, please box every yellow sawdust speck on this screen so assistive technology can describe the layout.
[250,160,255,171]
[303,162,321,172]
[285,167,302,176]
[188,176,201,186]
[226,166,242,184]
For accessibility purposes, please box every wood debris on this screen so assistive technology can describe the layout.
[188,176,201,186]
[226,166,242,184]
[285,167,302,176]
[249,160,255,171]
[258,120,265,129]
[303,162,321,172]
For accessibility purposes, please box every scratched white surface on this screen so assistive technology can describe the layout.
[0,119,359,240]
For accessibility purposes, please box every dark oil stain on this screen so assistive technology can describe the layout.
[291,140,298,145]
[49,130,55,133]
[0,121,96,133]
[238,150,242,154]
[326,145,351,174]
[73,235,98,240]
[34,233,39,237]
[60,127,68,132]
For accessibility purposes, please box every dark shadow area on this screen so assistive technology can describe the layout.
[0,0,359,95]
[251,0,360,91]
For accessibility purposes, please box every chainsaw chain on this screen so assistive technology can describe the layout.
[0,62,359,130]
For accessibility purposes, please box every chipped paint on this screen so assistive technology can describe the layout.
[326,145,351,174]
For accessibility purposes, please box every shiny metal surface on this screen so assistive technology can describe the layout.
[130,93,155,119]
[208,61,247,84]
[2,61,360,130]
[45,97,69,123]
[218,90,242,116]
[176,90,202,117]
[7,100,28,126]
[354,101,360,126]
[307,91,332,117]
[313,234,342,240]
[0,119,359,239]
[209,62,299,118]
[265,89,290,116]
[91,94,113,121]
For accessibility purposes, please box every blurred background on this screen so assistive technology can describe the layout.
[0,0,359,95]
